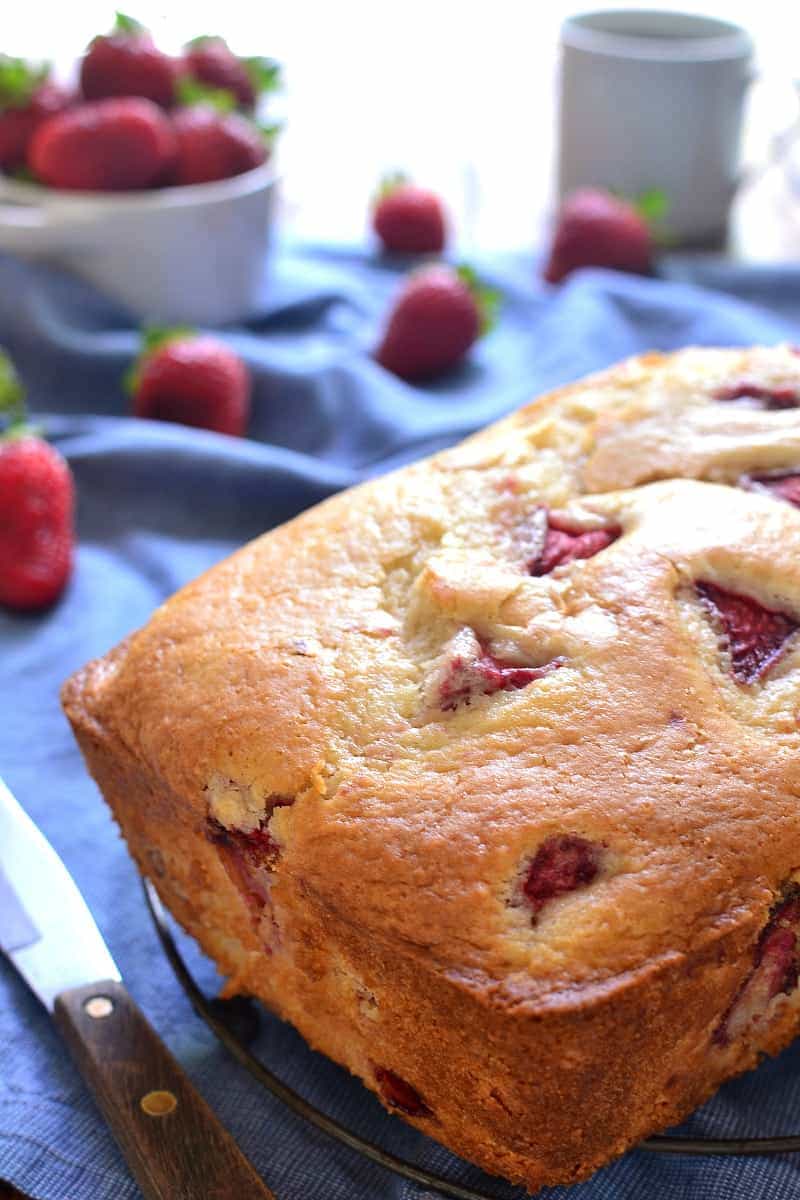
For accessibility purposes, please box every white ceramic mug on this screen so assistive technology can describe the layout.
[557,9,754,245]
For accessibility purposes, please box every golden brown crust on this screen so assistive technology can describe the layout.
[63,346,800,1190]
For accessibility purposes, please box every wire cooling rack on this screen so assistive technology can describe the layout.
[143,879,800,1200]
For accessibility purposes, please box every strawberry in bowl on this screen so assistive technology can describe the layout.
[80,11,179,108]
[182,36,280,112]
[28,97,176,191]
[0,57,72,172]
[169,103,268,185]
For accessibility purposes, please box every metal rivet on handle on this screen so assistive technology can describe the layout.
[84,995,114,1019]
[140,1089,178,1117]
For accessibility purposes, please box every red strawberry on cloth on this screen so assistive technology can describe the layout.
[183,37,279,112]
[0,57,72,171]
[375,264,498,381]
[28,97,176,191]
[170,104,268,184]
[80,11,179,108]
[543,188,665,284]
[128,327,251,437]
[372,174,447,254]
[0,352,74,612]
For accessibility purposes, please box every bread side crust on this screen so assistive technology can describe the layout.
[63,656,800,1192]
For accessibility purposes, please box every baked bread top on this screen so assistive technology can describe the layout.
[76,345,800,1013]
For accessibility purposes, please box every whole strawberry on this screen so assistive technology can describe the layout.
[28,97,176,191]
[0,57,72,171]
[183,37,279,111]
[544,188,656,283]
[170,105,267,185]
[375,264,498,381]
[372,174,447,254]
[80,12,178,108]
[0,352,74,612]
[128,327,251,436]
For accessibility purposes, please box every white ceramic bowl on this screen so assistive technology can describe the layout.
[0,163,278,325]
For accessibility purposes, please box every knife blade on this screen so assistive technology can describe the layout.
[0,777,120,1008]
[0,776,276,1200]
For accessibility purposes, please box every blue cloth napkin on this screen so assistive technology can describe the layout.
[3,245,800,1200]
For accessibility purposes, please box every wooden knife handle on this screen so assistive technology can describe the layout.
[54,979,275,1200]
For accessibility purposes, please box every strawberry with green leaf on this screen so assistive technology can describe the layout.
[0,56,72,171]
[80,11,179,108]
[127,327,251,437]
[0,350,74,611]
[376,263,499,381]
[543,187,668,284]
[372,173,448,255]
[183,36,280,112]
[170,101,269,185]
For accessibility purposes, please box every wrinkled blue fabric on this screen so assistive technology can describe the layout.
[3,245,800,1200]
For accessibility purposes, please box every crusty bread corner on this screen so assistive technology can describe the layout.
[63,347,800,1190]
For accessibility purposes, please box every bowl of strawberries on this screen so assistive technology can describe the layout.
[0,14,281,325]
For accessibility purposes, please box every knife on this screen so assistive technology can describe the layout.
[0,776,275,1200]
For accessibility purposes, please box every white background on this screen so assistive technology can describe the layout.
[6,1,800,255]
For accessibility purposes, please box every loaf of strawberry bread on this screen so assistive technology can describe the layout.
[63,346,800,1191]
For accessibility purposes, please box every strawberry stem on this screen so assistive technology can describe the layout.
[243,56,281,95]
[9,164,40,185]
[185,33,219,49]
[376,170,410,203]
[176,75,237,112]
[257,120,282,149]
[633,188,669,227]
[0,350,26,433]
[456,264,501,336]
[142,325,194,354]
[0,55,49,111]
[124,325,195,396]
[113,11,144,35]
